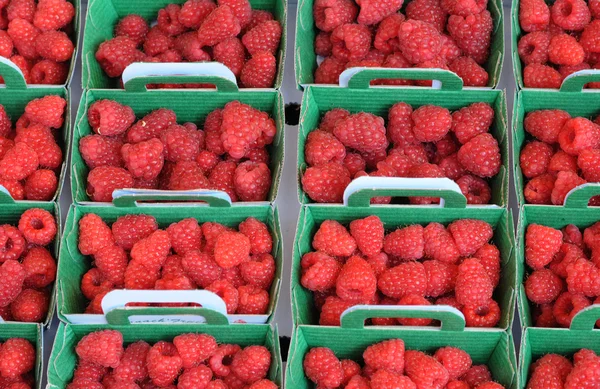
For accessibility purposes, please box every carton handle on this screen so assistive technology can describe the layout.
[340,305,466,331]
[569,304,600,331]
[340,68,464,91]
[112,189,233,207]
[122,62,239,92]
[343,177,467,208]
[560,70,600,92]
[0,187,16,203]
[0,57,27,89]
[563,183,600,209]
[102,289,230,325]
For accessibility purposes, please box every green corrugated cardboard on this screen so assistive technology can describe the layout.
[47,321,282,388]
[512,73,600,208]
[0,201,60,327]
[80,0,286,89]
[297,68,509,206]
[291,185,517,330]
[70,69,284,204]
[57,199,282,324]
[295,0,504,89]
[0,59,71,203]
[517,194,600,329]
[286,308,518,388]
[0,323,43,389]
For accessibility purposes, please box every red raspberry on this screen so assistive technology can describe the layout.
[561,224,582,247]
[88,100,135,137]
[129,229,170,274]
[147,341,183,387]
[0,260,25,307]
[0,38,14,67]
[212,37,245,77]
[524,63,562,88]
[566,258,600,296]
[21,247,56,288]
[333,112,387,153]
[378,261,427,299]
[24,95,65,129]
[177,365,213,389]
[455,258,493,307]
[330,23,371,62]
[451,102,494,144]
[180,250,220,288]
[552,291,591,327]
[242,20,281,56]
[10,288,48,322]
[301,252,342,291]
[18,207,56,245]
[213,231,250,269]
[577,149,600,181]
[525,109,570,144]
[143,26,173,57]
[95,36,140,78]
[0,225,25,263]
[0,107,11,138]
[405,350,450,389]
[349,216,384,257]
[398,20,442,64]
[412,105,451,142]
[551,171,586,205]
[362,339,405,374]
[112,341,150,383]
[245,9,274,32]
[565,357,600,389]
[168,161,210,191]
[121,139,165,180]
[29,59,68,84]
[456,174,492,204]
[302,162,351,203]
[371,370,417,389]
[320,109,350,133]
[518,31,550,65]
[439,35,463,63]
[473,243,500,287]
[520,141,553,178]
[234,161,272,201]
[80,268,113,300]
[356,0,402,25]
[303,347,343,388]
[305,130,346,166]
[7,0,34,23]
[179,0,216,29]
[230,345,271,383]
[559,117,600,156]
[441,0,486,16]
[238,217,272,256]
[549,34,585,66]
[550,243,583,278]
[172,334,217,370]
[221,101,276,158]
[525,269,564,304]
[94,245,128,286]
[423,222,461,264]
[383,225,424,260]
[406,0,447,32]
[340,359,361,385]
[458,365,490,387]
[319,295,355,325]
[462,298,501,327]
[157,4,185,36]
[159,124,201,163]
[33,0,74,31]
[526,224,563,269]
[313,220,356,257]
[87,166,134,202]
[407,163,445,204]
[447,11,492,64]
[532,354,573,383]
[240,253,275,289]
[315,31,332,56]
[112,215,157,252]
[335,256,376,303]
[424,260,458,297]
[457,133,501,178]
[313,0,358,32]
[584,222,600,248]
[73,360,109,382]
[580,20,600,55]
[207,160,237,201]
[115,15,149,46]
[519,0,550,32]
[196,150,219,175]
[433,347,472,380]
[76,330,124,368]
[197,5,241,47]
[387,103,416,147]
[15,125,62,170]
[373,14,405,54]
[173,31,209,61]
[164,218,201,256]
[314,56,346,84]
[7,18,39,60]
[447,219,492,257]
[0,179,24,201]
[0,338,35,379]
[551,0,590,30]
[237,284,269,314]
[79,135,123,169]
[35,31,74,62]
[548,151,577,176]
[573,349,598,366]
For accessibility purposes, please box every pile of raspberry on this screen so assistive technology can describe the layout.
[525,222,600,328]
[0,208,57,323]
[0,95,65,201]
[67,329,278,388]
[81,99,276,202]
[78,213,275,316]
[526,349,600,389]
[518,0,600,88]
[312,0,494,87]
[301,103,501,204]
[301,216,503,328]
[0,0,75,84]
[0,338,36,388]
[95,0,282,88]
[304,340,505,389]
[519,109,600,206]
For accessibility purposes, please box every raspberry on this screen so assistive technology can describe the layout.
[112,341,150,383]
[179,251,219,288]
[80,268,113,300]
[87,166,134,202]
[383,225,425,260]
[459,365,490,387]
[335,256,376,303]
[423,222,461,264]
[28,59,68,84]
[447,219,493,257]
[520,141,553,178]
[233,161,271,201]
[147,341,183,386]
[577,149,600,181]
[33,0,74,30]
[0,260,25,307]
[0,338,35,379]
[320,109,351,133]
[333,112,387,153]
[73,360,109,382]
[462,299,501,327]
[457,174,492,204]
[441,0,486,16]
[315,31,333,56]
[552,291,591,327]
[21,247,56,288]
[340,359,361,385]
[168,161,210,191]
[159,124,201,163]
[237,284,269,313]
[525,109,570,144]
[573,349,598,366]
[26,97,65,130]
[7,0,34,23]
[236,218,272,256]
[372,14,403,54]
[112,215,157,252]
[179,0,216,29]
[580,20,600,54]
[94,245,128,286]
[79,135,123,169]
[313,220,356,257]
[115,15,149,46]
[518,31,550,65]
[566,258,600,296]
[447,11,492,64]
[156,4,185,36]
[88,100,135,137]
[424,260,458,298]
[212,38,245,77]
[205,160,235,201]
[399,294,434,325]
[407,105,452,144]
[172,334,217,371]
[406,0,447,32]
[551,0,590,30]
[533,354,573,381]
[320,295,356,326]
[548,34,585,66]
[398,20,442,64]
[7,18,39,60]
[0,225,25,263]
[35,31,74,62]
[0,179,24,201]
[551,243,583,278]
[304,347,343,388]
[300,251,341,292]
[121,138,165,180]
[371,370,418,389]
[405,350,450,389]
[549,151,578,175]
[245,9,274,32]
[212,231,250,269]
[526,224,562,269]
[10,288,48,322]
[525,269,564,304]
[559,117,600,156]
[305,130,346,166]
[242,20,281,56]
[221,101,275,158]
[565,357,600,389]
[348,216,384,257]
[551,171,586,205]
[475,243,501,287]
[378,261,427,299]
[313,0,358,32]
[18,208,56,246]
[177,365,213,389]
[208,343,240,377]
[314,56,346,84]
[524,63,562,88]
[451,103,493,144]
[15,125,62,170]
[143,26,173,56]
[129,229,170,274]
[457,133,501,178]
[163,219,201,256]
[439,35,463,63]
[584,222,600,248]
[562,224,583,247]
[230,345,271,383]
[302,162,351,203]
[0,108,10,139]
[330,23,371,62]
[360,339,404,375]
[95,36,140,78]
[197,5,241,47]
[433,347,472,380]
[455,258,493,307]
[76,330,124,368]
[355,0,402,25]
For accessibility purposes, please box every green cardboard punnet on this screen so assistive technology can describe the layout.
[0,323,43,389]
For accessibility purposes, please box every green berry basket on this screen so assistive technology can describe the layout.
[46,319,282,388]
[56,195,282,325]
[0,323,43,389]
[286,307,518,388]
[0,58,71,204]
[80,0,286,89]
[0,201,60,327]
[297,68,509,206]
[291,179,517,331]
[295,0,504,89]
[71,63,284,205]
[516,188,600,329]
[513,72,600,208]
